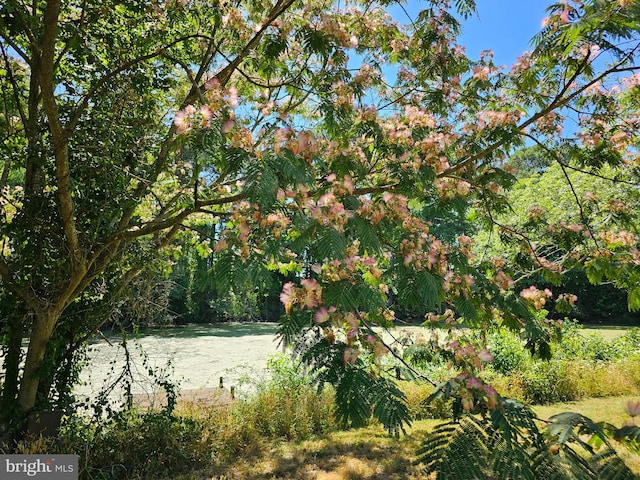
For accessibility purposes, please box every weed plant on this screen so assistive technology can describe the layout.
[229,354,335,440]
[398,321,640,409]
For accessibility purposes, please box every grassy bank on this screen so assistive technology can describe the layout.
[158,396,640,480]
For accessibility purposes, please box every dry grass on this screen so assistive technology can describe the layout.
[163,421,435,480]
[166,395,640,480]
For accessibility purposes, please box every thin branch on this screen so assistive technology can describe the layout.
[182,223,218,241]
[559,161,640,186]
[118,210,193,240]
[1,1,36,62]
[440,50,640,179]
[353,184,400,196]
[558,161,600,248]
[118,0,298,233]
[0,255,32,305]
[67,34,213,135]
[356,311,437,386]
[0,43,29,129]
[477,189,552,273]
[196,192,247,209]
[523,133,601,248]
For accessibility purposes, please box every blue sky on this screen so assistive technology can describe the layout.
[458,0,553,65]
[391,0,555,67]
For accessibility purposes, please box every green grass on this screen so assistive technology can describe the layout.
[534,395,639,426]
[535,395,640,475]
[582,325,632,342]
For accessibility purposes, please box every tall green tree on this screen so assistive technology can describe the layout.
[272,0,640,432]
[474,160,640,320]
[1,0,398,431]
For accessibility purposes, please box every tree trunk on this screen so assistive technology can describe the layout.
[17,309,60,414]
[0,312,25,434]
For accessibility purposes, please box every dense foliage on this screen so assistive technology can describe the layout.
[1,0,640,445]
[478,148,640,322]
[399,321,640,407]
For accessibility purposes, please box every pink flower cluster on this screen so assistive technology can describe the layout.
[279,278,323,314]
[448,341,493,369]
[400,236,447,273]
[313,248,381,285]
[599,230,636,248]
[434,178,472,199]
[520,285,553,310]
[456,373,499,412]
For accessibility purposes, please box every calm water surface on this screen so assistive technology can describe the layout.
[76,322,429,403]
[77,323,282,401]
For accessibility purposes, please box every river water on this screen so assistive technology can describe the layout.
[76,323,283,403]
[75,322,429,405]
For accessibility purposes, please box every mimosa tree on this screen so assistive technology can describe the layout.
[1,0,639,441]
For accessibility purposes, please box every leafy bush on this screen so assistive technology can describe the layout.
[615,328,640,353]
[397,381,455,420]
[553,320,623,362]
[25,353,337,479]
[220,354,338,444]
[519,360,582,404]
[231,354,336,440]
[486,327,530,375]
[402,338,448,370]
[485,356,640,405]
[476,322,640,404]
[397,322,640,408]
[57,411,213,480]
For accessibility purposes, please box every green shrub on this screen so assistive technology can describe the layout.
[486,327,530,375]
[232,385,334,440]
[224,353,336,441]
[397,381,455,420]
[485,354,640,405]
[615,328,640,354]
[39,353,337,479]
[518,360,582,404]
[402,339,447,370]
[553,320,640,362]
[59,411,213,480]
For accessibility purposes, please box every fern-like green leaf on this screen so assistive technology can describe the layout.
[348,215,381,254]
[333,366,373,428]
[592,449,637,480]
[370,376,411,437]
[278,312,312,347]
[417,397,637,479]
[614,424,640,448]
[453,295,477,323]
[547,412,610,452]
[315,226,347,260]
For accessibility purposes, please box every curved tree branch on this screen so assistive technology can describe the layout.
[439,48,640,179]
